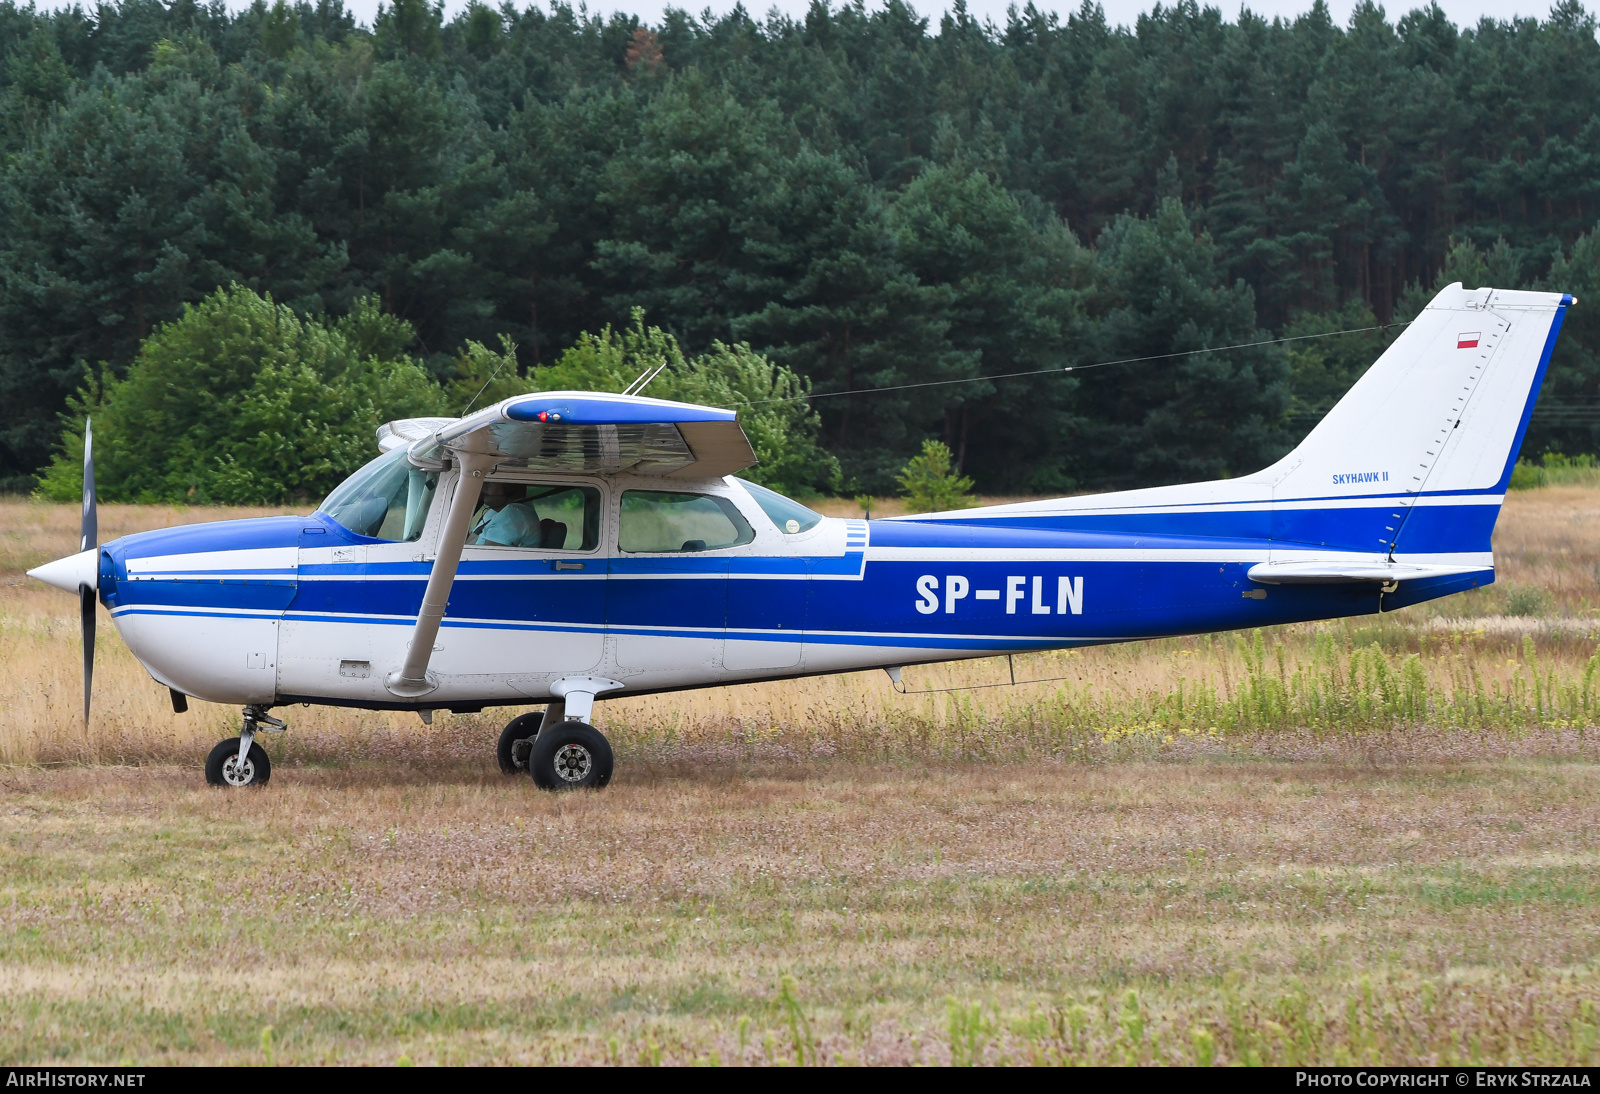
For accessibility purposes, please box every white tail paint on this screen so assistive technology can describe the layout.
[905,283,1572,568]
[1264,284,1564,516]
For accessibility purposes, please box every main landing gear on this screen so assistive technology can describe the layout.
[496,704,556,775]
[495,700,614,790]
[205,706,285,788]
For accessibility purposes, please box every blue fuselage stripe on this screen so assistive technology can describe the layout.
[99,499,1497,664]
[108,557,1493,649]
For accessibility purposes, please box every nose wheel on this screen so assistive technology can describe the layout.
[205,737,272,786]
[205,706,284,787]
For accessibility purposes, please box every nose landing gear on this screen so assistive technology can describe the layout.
[205,706,285,787]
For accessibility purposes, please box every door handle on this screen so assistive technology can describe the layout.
[552,561,585,571]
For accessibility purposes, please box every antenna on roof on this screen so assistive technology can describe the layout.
[458,342,519,417]
[622,360,669,397]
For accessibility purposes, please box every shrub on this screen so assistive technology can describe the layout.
[38,286,443,504]
[1508,460,1547,490]
[897,440,976,513]
[39,296,841,504]
[1509,452,1600,490]
[1504,585,1551,617]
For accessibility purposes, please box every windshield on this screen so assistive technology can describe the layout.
[736,478,823,534]
[319,448,438,541]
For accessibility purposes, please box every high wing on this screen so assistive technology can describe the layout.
[384,392,757,479]
[377,416,454,453]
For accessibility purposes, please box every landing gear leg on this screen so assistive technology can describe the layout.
[204,705,283,787]
[526,678,622,791]
[496,702,562,775]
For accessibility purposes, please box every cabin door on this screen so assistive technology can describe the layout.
[432,476,609,677]
[607,487,764,674]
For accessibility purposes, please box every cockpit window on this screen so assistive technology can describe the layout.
[470,482,601,550]
[736,478,823,534]
[318,448,438,542]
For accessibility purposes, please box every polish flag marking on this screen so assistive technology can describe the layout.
[1458,332,1481,349]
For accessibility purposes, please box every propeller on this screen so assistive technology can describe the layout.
[79,419,96,726]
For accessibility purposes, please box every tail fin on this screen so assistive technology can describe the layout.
[904,284,1572,568]
[1265,283,1571,558]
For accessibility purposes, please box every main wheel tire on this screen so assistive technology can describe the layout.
[205,737,272,787]
[528,721,613,791]
[496,712,546,775]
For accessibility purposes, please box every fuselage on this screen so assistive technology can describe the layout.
[96,470,1486,710]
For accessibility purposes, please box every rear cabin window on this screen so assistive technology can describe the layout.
[737,478,823,534]
[470,482,602,550]
[619,491,755,553]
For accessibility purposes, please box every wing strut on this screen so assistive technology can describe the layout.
[385,450,497,698]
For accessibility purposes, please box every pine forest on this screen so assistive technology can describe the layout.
[4,0,1600,499]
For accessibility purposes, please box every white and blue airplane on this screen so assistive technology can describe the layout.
[28,284,1573,789]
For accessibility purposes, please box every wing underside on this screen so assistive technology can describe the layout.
[380,392,758,478]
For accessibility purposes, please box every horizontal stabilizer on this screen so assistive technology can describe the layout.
[1246,560,1482,585]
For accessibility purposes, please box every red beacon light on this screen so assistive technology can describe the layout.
[534,410,563,422]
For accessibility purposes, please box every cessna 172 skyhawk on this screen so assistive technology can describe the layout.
[28,284,1573,790]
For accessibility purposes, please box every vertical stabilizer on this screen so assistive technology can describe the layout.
[893,283,1571,570]
[1263,283,1570,559]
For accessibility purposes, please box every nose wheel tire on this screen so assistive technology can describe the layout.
[529,721,613,791]
[496,712,546,775]
[205,737,272,787]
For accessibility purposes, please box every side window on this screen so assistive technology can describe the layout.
[619,491,755,553]
[471,482,602,550]
[736,478,823,534]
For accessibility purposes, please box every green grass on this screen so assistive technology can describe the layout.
[3,759,1600,1064]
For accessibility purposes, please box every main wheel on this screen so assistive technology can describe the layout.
[528,721,613,791]
[205,737,272,787]
[496,711,546,775]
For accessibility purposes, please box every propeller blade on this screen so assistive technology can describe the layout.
[80,418,96,726]
[81,419,96,553]
[81,585,95,726]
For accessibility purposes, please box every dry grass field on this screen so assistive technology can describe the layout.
[3,490,1600,1064]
